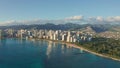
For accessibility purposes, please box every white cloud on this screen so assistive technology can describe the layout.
[0,19,38,26]
[0,20,16,26]
[105,16,120,23]
[106,17,115,22]
[113,16,120,22]
[65,15,84,20]
[87,16,104,24]
[96,16,104,22]
[0,15,120,26]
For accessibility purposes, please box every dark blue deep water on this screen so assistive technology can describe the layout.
[0,38,120,68]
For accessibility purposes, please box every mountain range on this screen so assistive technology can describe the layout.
[0,23,120,33]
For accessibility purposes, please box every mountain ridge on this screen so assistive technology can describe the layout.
[0,23,120,33]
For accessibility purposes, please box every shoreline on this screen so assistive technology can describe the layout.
[65,43,120,62]
[27,38,120,62]
[36,39,120,62]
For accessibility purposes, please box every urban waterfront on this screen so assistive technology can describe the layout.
[0,38,120,68]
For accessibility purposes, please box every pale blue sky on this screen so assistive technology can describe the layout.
[0,0,120,22]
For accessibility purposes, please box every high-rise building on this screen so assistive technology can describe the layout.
[53,33,57,40]
[0,30,2,38]
[49,30,53,40]
[67,31,71,42]
[70,36,73,42]
[62,34,65,41]
[73,38,77,42]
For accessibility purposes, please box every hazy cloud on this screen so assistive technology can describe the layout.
[96,16,104,22]
[65,15,84,20]
[0,16,120,26]
[106,16,120,23]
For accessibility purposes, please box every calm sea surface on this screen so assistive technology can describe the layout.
[0,38,120,68]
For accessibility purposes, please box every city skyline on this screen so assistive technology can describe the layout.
[0,0,120,68]
[0,0,120,25]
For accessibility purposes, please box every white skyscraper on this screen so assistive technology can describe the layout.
[62,34,65,41]
[70,36,73,42]
[53,33,57,40]
[49,30,53,40]
[67,31,71,42]
[73,38,77,42]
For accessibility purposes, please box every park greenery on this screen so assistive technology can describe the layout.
[77,37,120,59]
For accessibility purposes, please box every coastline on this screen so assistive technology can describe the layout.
[27,38,120,61]
[34,38,120,62]
[65,43,120,62]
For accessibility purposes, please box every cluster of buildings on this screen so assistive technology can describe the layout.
[0,29,93,43]
[98,31,120,39]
